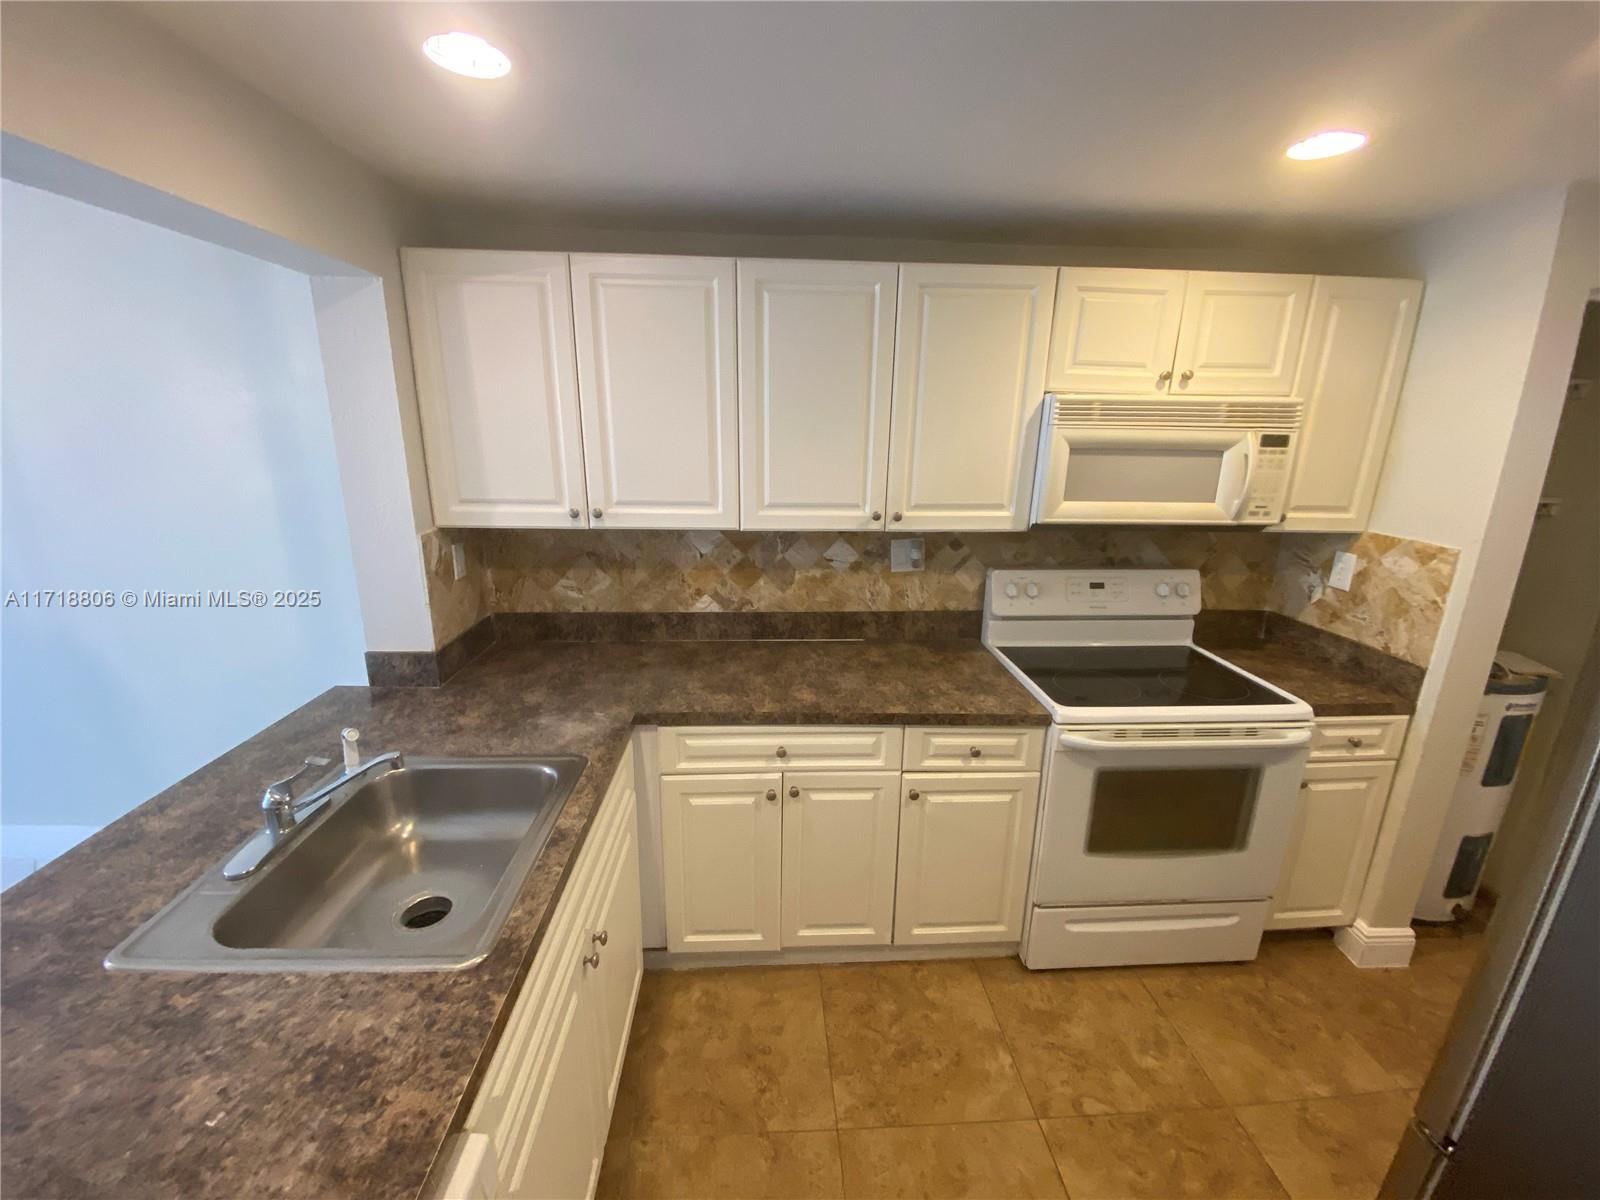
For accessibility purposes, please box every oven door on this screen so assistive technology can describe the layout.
[1033,426,1254,524]
[1034,726,1310,905]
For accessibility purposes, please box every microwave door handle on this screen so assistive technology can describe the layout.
[1058,728,1312,752]
[1217,439,1255,520]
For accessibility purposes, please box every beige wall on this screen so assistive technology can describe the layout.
[1341,181,1600,934]
[1,1,439,649]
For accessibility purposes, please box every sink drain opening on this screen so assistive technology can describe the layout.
[400,895,453,929]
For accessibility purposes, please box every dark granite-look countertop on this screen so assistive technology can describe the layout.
[0,639,1047,1200]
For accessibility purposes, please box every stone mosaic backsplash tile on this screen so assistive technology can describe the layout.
[1274,531,1459,668]
[468,528,1285,615]
[422,527,488,647]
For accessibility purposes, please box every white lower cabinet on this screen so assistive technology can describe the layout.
[780,771,900,948]
[894,772,1040,944]
[659,773,783,952]
[426,754,642,1200]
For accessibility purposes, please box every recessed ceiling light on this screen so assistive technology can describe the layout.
[422,32,511,79]
[1285,130,1369,161]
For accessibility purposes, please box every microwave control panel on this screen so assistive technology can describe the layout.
[988,569,1203,618]
[1241,432,1297,523]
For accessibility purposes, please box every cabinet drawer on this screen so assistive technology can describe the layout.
[1311,716,1408,761]
[902,727,1044,772]
[658,726,901,773]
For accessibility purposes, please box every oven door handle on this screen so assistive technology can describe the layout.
[1057,728,1312,752]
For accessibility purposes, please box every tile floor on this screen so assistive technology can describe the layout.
[598,927,1483,1200]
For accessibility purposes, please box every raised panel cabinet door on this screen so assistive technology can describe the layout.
[571,254,739,528]
[886,264,1057,531]
[585,808,644,1110]
[780,770,901,947]
[402,249,588,528]
[497,959,604,1200]
[1171,271,1314,395]
[893,772,1040,944]
[738,260,897,530]
[1277,277,1423,531]
[659,773,782,952]
[1268,760,1396,930]
[1046,267,1186,393]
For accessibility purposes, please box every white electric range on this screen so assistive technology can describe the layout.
[983,568,1314,969]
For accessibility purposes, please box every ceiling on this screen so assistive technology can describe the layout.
[138,1,1600,246]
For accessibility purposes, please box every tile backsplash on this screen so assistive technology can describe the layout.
[424,525,1459,671]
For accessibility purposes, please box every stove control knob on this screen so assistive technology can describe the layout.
[1175,581,1192,598]
[1004,582,1019,599]
[1155,582,1172,598]
[1025,582,1040,599]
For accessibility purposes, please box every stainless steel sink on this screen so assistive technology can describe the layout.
[106,755,585,972]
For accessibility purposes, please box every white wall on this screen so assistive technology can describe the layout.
[1344,181,1600,936]
[1,180,367,878]
[0,1,438,650]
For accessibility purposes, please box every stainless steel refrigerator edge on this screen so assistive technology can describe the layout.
[1383,620,1600,1198]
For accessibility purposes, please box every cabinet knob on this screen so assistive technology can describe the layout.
[789,785,799,798]
[1157,370,1173,385]
[766,788,778,802]
[583,951,601,969]
[1179,369,1195,384]
[569,507,580,519]
[591,508,603,519]
[907,788,920,801]
[969,747,983,758]
[1347,736,1365,748]
[775,746,787,759]
[871,510,883,522]
[592,929,608,947]
[892,512,903,522]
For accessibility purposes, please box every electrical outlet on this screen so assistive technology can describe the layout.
[451,541,468,581]
[1327,550,1358,592]
[890,537,925,573]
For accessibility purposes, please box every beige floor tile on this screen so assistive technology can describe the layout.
[1234,1090,1414,1200]
[977,957,1224,1117]
[1042,1108,1287,1199]
[598,1130,844,1199]
[1142,965,1398,1105]
[820,959,1033,1128]
[614,966,835,1135]
[838,1121,1066,1200]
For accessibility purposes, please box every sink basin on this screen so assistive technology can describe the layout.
[106,755,585,972]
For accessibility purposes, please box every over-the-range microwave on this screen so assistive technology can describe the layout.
[1031,394,1303,526]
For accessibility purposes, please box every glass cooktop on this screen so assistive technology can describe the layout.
[997,644,1294,709]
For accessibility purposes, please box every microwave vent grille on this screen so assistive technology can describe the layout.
[1107,725,1267,741]
[1049,397,1303,431]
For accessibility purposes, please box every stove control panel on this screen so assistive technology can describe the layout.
[988,569,1202,618]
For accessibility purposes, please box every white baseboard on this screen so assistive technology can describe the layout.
[645,942,1018,970]
[1334,919,1417,968]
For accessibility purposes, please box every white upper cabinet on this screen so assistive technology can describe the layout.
[1277,277,1423,531]
[886,264,1056,531]
[1171,271,1314,395]
[571,254,739,528]
[1047,268,1186,393]
[737,260,897,530]
[402,250,588,528]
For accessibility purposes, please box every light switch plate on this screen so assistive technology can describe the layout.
[890,538,924,573]
[1328,550,1358,592]
[451,541,468,581]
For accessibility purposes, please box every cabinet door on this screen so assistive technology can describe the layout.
[886,264,1056,531]
[586,813,644,1110]
[780,770,901,948]
[660,773,782,951]
[1046,268,1185,393]
[1268,760,1396,930]
[571,254,739,528]
[1277,277,1422,531]
[894,772,1040,944]
[1172,272,1314,395]
[498,958,604,1200]
[738,260,896,530]
[402,250,587,528]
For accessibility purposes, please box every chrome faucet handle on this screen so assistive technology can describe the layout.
[262,756,334,820]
